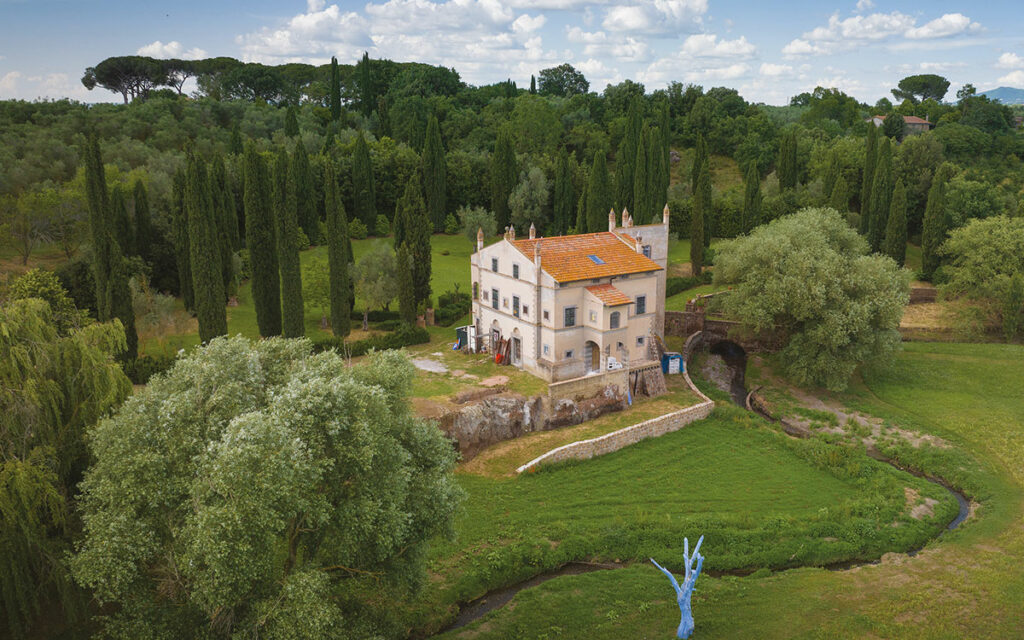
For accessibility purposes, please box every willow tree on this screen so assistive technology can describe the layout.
[186,151,227,342]
[324,158,351,336]
[1,299,131,638]
[244,145,281,337]
[422,115,447,232]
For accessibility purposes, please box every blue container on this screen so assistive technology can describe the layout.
[661,353,684,375]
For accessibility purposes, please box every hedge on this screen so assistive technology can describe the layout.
[311,324,430,357]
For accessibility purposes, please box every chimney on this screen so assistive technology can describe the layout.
[508,224,516,241]
[608,209,616,232]
[635,234,643,254]
[662,203,670,226]
[533,238,542,269]
[529,222,536,239]
[477,227,484,251]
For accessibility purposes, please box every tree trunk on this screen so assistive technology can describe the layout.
[362,310,369,331]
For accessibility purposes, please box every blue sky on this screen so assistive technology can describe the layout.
[2,0,1023,105]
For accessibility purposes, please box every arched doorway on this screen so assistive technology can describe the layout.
[584,340,600,373]
[511,328,523,366]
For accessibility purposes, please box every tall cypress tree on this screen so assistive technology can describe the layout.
[244,145,281,337]
[185,151,227,342]
[868,137,893,252]
[921,163,953,280]
[359,52,373,117]
[616,99,642,213]
[377,96,391,138]
[229,122,243,155]
[324,158,351,337]
[284,106,299,138]
[132,179,152,262]
[210,154,237,296]
[279,150,305,337]
[490,126,517,231]
[741,163,761,234]
[110,184,134,257]
[329,56,341,122]
[860,124,878,232]
[883,179,908,266]
[633,127,651,225]
[691,133,707,194]
[553,148,574,235]
[698,158,713,248]
[107,238,138,361]
[422,115,447,232]
[649,123,668,221]
[396,242,416,324]
[352,132,377,229]
[291,142,318,244]
[529,75,536,94]
[824,149,840,197]
[829,175,849,213]
[400,173,432,307]
[586,149,612,233]
[575,184,587,233]
[777,130,798,191]
[83,132,111,319]
[691,160,708,276]
[171,168,194,313]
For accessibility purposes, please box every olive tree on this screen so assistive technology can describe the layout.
[713,207,910,390]
[72,338,461,639]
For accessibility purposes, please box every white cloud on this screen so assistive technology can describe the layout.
[855,0,874,11]
[996,52,1024,69]
[602,0,707,34]
[136,40,208,60]
[782,39,828,57]
[237,3,370,63]
[680,34,755,58]
[566,27,650,62]
[512,13,547,33]
[0,71,21,93]
[997,70,1024,86]
[759,62,793,77]
[905,13,980,40]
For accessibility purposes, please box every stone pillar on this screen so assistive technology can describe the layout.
[608,209,616,232]
[662,203,670,227]
[477,226,484,251]
[529,222,536,239]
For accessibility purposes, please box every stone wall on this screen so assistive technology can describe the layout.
[548,368,629,401]
[515,331,714,473]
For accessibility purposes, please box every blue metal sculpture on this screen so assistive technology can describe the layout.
[651,535,704,639]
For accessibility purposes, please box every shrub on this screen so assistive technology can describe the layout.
[236,248,252,281]
[122,354,176,384]
[444,213,460,235]
[666,272,713,298]
[375,214,391,237]
[55,255,97,316]
[310,324,430,357]
[459,205,497,243]
[349,218,368,240]
[296,227,311,250]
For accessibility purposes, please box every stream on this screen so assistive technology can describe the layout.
[435,344,971,635]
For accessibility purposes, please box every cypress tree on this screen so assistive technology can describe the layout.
[352,132,377,229]
[292,142,318,244]
[229,122,243,155]
[698,158,713,248]
[329,56,341,122]
[741,163,761,234]
[860,124,878,232]
[530,75,536,94]
[633,127,651,225]
[107,238,138,361]
[883,179,908,266]
[110,184,134,257]
[359,52,373,117]
[553,148,574,235]
[658,101,671,186]
[490,126,517,231]
[575,184,587,233]
[616,99,642,212]
[922,163,954,280]
[279,150,305,337]
[284,106,299,137]
[171,168,194,313]
[691,160,708,276]
[824,149,840,197]
[649,123,668,221]
[210,154,237,296]
[400,173,432,307]
[324,158,351,336]
[829,175,849,213]
[586,149,612,233]
[422,115,447,232]
[396,242,416,324]
[377,96,391,138]
[83,132,111,319]
[392,193,408,249]
[244,145,281,337]
[868,137,893,252]
[691,133,707,194]
[185,151,227,343]
[132,179,153,262]
[777,130,798,191]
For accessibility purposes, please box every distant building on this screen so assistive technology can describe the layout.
[1013,115,1023,129]
[866,114,934,135]
[469,208,668,382]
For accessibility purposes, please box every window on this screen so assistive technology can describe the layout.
[587,254,605,265]
[636,336,645,346]
[636,295,647,315]
[513,264,519,279]
[503,298,509,309]
[473,282,479,300]
[482,290,489,301]
[642,245,652,258]
[589,310,597,323]
[491,257,498,272]
[522,305,529,316]
[617,341,625,351]
[543,344,550,356]
[591,278,601,283]
[610,311,620,329]
[564,306,577,327]
[565,350,575,359]
[513,296,520,318]
[491,288,499,310]
[543,310,550,321]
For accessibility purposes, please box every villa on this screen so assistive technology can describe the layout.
[469,206,669,383]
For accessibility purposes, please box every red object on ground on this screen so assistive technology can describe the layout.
[495,353,503,364]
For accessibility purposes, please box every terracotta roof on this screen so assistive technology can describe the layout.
[870,114,932,125]
[586,284,633,306]
[511,232,662,283]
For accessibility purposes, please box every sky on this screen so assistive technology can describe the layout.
[1,0,1023,105]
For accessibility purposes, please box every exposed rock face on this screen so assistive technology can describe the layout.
[436,384,627,461]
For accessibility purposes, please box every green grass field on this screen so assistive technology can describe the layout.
[434,342,1024,639]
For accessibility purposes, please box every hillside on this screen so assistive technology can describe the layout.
[979,86,1024,105]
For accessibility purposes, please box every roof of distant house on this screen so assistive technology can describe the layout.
[585,283,634,306]
[511,232,662,283]
[869,114,932,125]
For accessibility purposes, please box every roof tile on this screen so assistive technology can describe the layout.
[511,232,662,282]
[586,283,633,306]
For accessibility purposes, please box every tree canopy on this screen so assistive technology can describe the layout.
[891,74,950,104]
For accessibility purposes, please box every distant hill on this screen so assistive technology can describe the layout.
[979,86,1024,105]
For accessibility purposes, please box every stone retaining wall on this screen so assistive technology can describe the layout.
[516,331,714,473]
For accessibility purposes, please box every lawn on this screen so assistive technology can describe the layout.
[436,342,1024,639]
